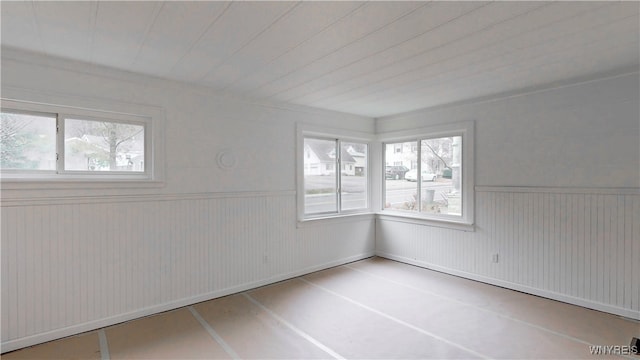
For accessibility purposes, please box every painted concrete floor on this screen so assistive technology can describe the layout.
[4,257,639,359]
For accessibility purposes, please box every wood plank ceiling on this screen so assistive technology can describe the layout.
[2,1,638,118]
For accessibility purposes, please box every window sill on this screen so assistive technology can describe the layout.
[377,211,475,232]
[0,177,164,190]
[297,212,375,228]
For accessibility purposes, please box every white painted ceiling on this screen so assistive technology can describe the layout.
[1,1,639,118]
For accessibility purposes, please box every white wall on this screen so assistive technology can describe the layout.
[376,72,640,320]
[0,49,376,352]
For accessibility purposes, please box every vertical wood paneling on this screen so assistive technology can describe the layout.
[1,192,374,350]
[377,189,640,320]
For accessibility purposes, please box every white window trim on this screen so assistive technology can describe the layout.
[378,120,475,227]
[296,123,374,223]
[0,92,165,189]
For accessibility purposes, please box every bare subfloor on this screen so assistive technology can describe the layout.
[4,257,639,359]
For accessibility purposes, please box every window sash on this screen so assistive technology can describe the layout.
[383,132,465,221]
[1,105,150,179]
[302,136,368,218]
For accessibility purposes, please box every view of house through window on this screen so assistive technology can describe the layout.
[64,119,144,172]
[384,136,462,216]
[303,137,367,216]
[1,109,147,175]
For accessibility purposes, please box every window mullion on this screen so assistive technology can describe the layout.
[336,139,341,214]
[56,114,63,174]
[416,140,421,213]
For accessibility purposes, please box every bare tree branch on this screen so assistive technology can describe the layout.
[422,142,450,169]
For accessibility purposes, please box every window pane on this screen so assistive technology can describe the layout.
[64,119,145,172]
[304,138,337,214]
[420,136,462,216]
[0,111,56,170]
[384,141,417,211]
[341,142,367,211]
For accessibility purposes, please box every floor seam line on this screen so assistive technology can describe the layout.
[97,329,110,360]
[187,305,240,360]
[344,262,634,357]
[297,277,490,359]
[242,292,345,360]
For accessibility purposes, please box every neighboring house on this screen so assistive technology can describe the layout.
[65,134,144,171]
[385,142,417,170]
[304,141,356,176]
[345,146,366,176]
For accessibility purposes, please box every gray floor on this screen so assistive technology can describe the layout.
[5,257,639,359]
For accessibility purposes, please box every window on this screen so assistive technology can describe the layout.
[1,98,159,183]
[382,121,474,225]
[301,136,368,218]
[64,118,144,172]
[1,111,56,171]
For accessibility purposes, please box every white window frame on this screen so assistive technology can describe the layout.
[379,121,474,227]
[297,124,373,222]
[0,96,164,189]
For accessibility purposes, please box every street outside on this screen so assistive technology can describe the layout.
[384,178,453,211]
[304,175,367,213]
[303,175,455,214]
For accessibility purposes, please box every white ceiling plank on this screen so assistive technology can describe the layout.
[170,1,298,83]
[92,1,163,69]
[285,1,604,105]
[1,1,638,118]
[202,1,364,92]
[261,1,488,102]
[306,2,636,110]
[0,1,43,53]
[289,1,552,107]
[130,2,229,77]
[32,1,96,63]
[236,1,424,99]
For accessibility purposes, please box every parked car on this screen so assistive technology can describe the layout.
[385,165,409,180]
[405,169,437,182]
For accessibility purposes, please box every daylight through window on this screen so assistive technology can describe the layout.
[303,137,368,216]
[384,136,462,217]
[1,109,147,176]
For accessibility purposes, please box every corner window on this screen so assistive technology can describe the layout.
[1,98,160,184]
[382,121,474,225]
[301,136,369,218]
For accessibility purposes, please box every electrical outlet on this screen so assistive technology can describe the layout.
[492,253,499,263]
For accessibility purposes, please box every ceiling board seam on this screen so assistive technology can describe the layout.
[168,2,233,75]
[130,2,166,68]
[200,1,302,83]
[239,1,431,99]
[315,8,637,110]
[89,2,99,64]
[269,2,492,102]
[28,1,46,54]
[218,2,368,93]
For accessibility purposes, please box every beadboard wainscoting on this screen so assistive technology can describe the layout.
[1,191,375,352]
[376,187,640,320]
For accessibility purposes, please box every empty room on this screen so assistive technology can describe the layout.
[1,1,639,359]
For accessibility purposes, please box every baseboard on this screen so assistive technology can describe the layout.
[376,252,640,321]
[1,252,374,354]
